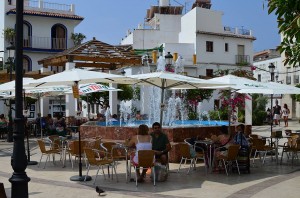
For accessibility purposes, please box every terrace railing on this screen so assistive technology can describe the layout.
[23,36,71,50]
[235,55,250,65]
[9,0,74,13]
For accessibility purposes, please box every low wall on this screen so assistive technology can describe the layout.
[80,124,252,162]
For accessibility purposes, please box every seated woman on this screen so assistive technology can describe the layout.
[126,124,152,183]
[210,125,233,171]
[46,114,56,135]
[56,117,67,136]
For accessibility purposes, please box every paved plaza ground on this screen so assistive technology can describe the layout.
[1,120,300,198]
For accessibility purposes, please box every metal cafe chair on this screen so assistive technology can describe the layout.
[84,148,117,185]
[177,143,206,174]
[131,150,156,187]
[37,139,61,169]
[217,144,241,176]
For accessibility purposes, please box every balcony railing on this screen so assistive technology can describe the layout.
[235,55,250,65]
[9,0,74,13]
[286,76,292,84]
[21,36,71,50]
[294,75,299,84]
[224,26,252,36]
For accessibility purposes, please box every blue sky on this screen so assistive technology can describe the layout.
[62,0,280,52]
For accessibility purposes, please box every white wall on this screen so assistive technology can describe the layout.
[163,43,195,64]
[121,14,181,49]
[195,7,224,33]
[195,34,254,65]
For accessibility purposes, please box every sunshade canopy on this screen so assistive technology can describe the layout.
[25,68,124,88]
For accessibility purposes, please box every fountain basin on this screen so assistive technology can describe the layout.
[80,121,251,162]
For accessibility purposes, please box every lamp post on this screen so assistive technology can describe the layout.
[164,52,173,72]
[9,0,31,197]
[268,63,275,135]
[6,42,15,143]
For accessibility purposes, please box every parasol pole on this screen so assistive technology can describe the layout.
[159,79,166,126]
[70,81,91,181]
[24,91,37,165]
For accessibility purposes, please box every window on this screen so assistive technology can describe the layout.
[23,21,32,47]
[23,55,32,72]
[225,43,229,52]
[206,69,213,77]
[51,24,67,49]
[206,41,213,52]
[257,74,261,82]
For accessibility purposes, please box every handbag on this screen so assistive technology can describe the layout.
[152,163,168,182]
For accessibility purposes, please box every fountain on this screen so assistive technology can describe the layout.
[197,102,202,125]
[175,55,184,74]
[119,100,132,126]
[202,111,211,126]
[80,54,251,163]
[105,107,111,126]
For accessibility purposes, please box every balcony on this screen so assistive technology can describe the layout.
[8,0,74,14]
[286,76,292,84]
[294,75,299,84]
[235,55,250,66]
[20,36,71,50]
[224,26,253,36]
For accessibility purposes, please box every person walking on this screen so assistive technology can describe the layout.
[272,100,282,126]
[282,103,290,127]
[0,114,8,139]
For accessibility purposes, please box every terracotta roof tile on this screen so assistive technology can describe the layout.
[7,9,84,20]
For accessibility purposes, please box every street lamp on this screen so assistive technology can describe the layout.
[165,52,173,64]
[6,41,15,142]
[164,52,173,72]
[9,0,31,197]
[268,63,275,140]
[269,63,275,82]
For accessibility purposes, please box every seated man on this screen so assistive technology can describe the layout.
[151,122,171,165]
[233,124,249,148]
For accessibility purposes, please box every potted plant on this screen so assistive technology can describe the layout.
[71,33,86,46]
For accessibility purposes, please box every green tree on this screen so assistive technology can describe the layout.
[180,89,214,120]
[291,84,300,101]
[3,27,15,42]
[71,33,86,46]
[252,93,268,125]
[117,84,134,101]
[80,92,109,109]
[214,69,255,123]
[268,0,300,66]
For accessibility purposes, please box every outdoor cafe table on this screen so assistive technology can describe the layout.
[262,135,290,164]
[43,136,70,167]
[195,139,214,172]
[102,140,133,183]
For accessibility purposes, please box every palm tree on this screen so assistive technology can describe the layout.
[71,33,86,46]
[3,27,15,43]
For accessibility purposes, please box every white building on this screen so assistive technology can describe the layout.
[120,0,255,124]
[0,0,83,118]
[253,47,300,119]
